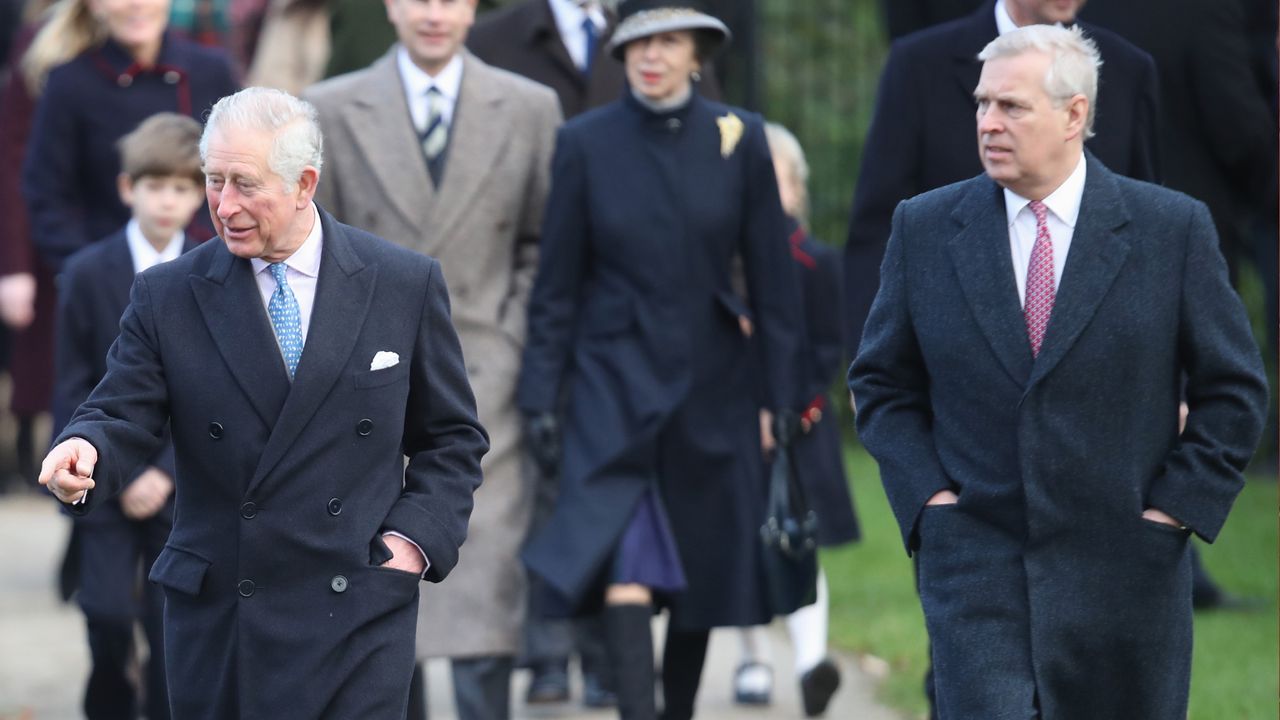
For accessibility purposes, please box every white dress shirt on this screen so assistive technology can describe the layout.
[249,203,322,344]
[125,219,185,274]
[995,0,1069,34]
[1004,154,1087,308]
[548,0,607,70]
[398,48,464,135]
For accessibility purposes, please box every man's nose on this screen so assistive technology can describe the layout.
[977,106,1001,134]
[216,188,240,218]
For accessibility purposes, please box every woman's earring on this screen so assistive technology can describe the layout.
[691,70,702,82]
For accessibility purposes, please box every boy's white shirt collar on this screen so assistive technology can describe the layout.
[125,219,185,274]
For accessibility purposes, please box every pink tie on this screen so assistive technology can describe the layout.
[1024,200,1055,358]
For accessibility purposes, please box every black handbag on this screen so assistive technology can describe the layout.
[759,441,820,615]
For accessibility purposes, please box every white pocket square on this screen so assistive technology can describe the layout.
[370,351,400,371]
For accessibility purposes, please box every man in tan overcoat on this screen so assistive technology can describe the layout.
[305,0,561,717]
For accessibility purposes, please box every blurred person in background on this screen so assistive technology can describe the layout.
[517,2,803,717]
[0,0,56,493]
[22,0,237,270]
[732,121,860,719]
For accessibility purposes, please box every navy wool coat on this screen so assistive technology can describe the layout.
[517,92,801,629]
[849,156,1268,719]
[55,210,489,719]
[23,32,237,270]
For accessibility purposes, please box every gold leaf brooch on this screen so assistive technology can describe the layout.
[717,112,744,158]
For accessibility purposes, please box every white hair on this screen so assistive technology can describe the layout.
[764,121,810,224]
[200,87,324,190]
[978,24,1102,138]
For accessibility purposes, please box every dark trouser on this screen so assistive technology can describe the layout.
[452,656,514,720]
[407,655,514,720]
[78,513,170,720]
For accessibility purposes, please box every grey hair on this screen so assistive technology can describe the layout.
[978,24,1101,138]
[764,121,810,224]
[200,87,324,190]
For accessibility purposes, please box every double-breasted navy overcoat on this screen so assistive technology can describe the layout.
[56,210,489,718]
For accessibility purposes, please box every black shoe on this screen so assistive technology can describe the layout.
[582,670,618,708]
[799,658,841,717]
[525,662,570,704]
[732,661,773,705]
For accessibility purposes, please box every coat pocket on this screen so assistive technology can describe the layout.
[354,362,411,389]
[148,545,212,596]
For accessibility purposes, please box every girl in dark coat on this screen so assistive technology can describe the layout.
[22,0,238,271]
[517,2,802,717]
[733,122,861,718]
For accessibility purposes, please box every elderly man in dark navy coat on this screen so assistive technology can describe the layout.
[849,26,1267,719]
[39,87,488,720]
[843,0,1160,359]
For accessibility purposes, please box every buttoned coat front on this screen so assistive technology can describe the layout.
[849,156,1268,719]
[306,48,561,658]
[56,211,488,719]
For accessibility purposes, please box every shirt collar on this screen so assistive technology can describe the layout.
[548,0,606,37]
[250,203,323,277]
[994,0,1019,35]
[397,46,464,106]
[125,218,185,271]
[1003,153,1088,229]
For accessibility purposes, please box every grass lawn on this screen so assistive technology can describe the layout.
[824,445,1279,719]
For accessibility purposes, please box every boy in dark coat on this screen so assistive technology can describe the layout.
[54,113,205,720]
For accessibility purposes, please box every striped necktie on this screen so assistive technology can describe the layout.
[422,87,448,161]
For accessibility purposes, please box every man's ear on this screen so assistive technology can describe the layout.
[1064,94,1089,141]
[117,173,135,208]
[296,166,320,208]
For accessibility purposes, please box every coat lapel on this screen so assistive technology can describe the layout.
[527,0,584,85]
[430,52,512,248]
[103,234,136,311]
[1026,155,1131,388]
[949,4,993,105]
[189,242,291,429]
[248,210,376,495]
[340,51,436,233]
[947,177,1034,387]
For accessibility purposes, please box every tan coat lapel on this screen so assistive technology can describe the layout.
[338,52,437,234]
[430,52,512,250]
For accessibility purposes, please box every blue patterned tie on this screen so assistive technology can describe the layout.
[268,263,303,379]
[582,17,598,77]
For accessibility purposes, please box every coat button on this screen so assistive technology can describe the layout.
[330,575,348,593]
[117,74,133,87]
[327,497,343,516]
[209,422,224,439]
[357,419,373,436]
[163,70,181,84]
[238,579,255,597]
[665,118,682,132]
[241,501,257,519]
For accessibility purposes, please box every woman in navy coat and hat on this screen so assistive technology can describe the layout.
[517,2,802,717]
